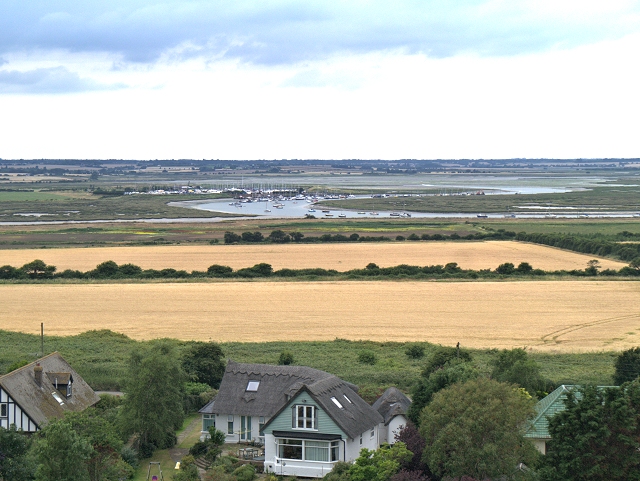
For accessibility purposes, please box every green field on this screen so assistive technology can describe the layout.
[0,329,617,395]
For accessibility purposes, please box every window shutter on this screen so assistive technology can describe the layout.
[292,406,296,429]
[314,406,318,429]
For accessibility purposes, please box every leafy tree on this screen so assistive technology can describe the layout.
[241,231,264,243]
[539,381,640,481]
[118,263,142,276]
[495,262,516,275]
[408,357,478,424]
[491,348,548,396]
[65,411,131,481]
[21,259,56,279]
[268,230,290,243]
[614,347,640,385]
[585,259,601,276]
[93,261,119,278]
[0,425,36,481]
[119,342,185,457]
[349,443,413,481]
[223,231,241,244]
[207,264,233,277]
[516,262,533,274]
[182,342,225,388]
[394,422,431,476]
[0,264,22,279]
[419,378,537,480]
[629,257,640,271]
[32,419,93,481]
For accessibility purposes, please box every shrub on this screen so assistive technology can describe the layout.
[120,446,139,469]
[278,351,294,365]
[208,264,233,277]
[405,344,425,360]
[358,350,377,365]
[396,235,406,241]
[233,464,256,481]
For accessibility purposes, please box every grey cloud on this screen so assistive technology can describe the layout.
[0,1,638,66]
[0,66,126,94]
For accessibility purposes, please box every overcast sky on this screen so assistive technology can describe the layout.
[1,1,639,160]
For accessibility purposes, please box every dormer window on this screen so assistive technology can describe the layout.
[246,381,260,392]
[66,381,72,398]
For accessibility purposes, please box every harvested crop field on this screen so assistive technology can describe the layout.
[2,281,639,352]
[0,241,626,272]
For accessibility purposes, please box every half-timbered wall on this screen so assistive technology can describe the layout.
[0,386,38,432]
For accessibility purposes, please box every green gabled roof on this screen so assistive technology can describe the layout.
[525,384,618,439]
[525,385,576,439]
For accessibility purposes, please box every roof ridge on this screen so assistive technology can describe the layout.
[0,352,61,381]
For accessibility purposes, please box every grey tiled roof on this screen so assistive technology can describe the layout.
[372,387,411,425]
[202,361,383,439]
[0,352,100,428]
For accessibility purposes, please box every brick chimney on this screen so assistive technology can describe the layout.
[34,363,43,386]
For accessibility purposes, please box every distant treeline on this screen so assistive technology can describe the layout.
[223,229,518,244]
[515,231,640,261]
[2,258,639,282]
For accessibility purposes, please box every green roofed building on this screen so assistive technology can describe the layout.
[525,384,616,454]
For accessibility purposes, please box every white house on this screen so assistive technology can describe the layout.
[371,387,411,444]
[199,361,407,478]
[0,352,100,432]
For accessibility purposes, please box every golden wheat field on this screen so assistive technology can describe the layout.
[0,241,627,272]
[2,281,640,352]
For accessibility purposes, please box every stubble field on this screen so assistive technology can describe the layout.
[0,241,627,272]
[2,280,639,352]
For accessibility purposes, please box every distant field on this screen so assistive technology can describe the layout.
[2,280,639,352]
[0,241,627,272]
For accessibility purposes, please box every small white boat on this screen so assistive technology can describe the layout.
[504,213,516,218]
[338,213,347,218]
[308,209,316,213]
[390,212,401,217]
[358,212,366,215]
[325,213,334,217]
[477,214,488,218]
[265,209,271,212]
[370,212,379,216]
[401,213,411,218]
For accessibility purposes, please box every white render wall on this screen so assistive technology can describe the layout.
[345,424,379,461]
[386,415,407,444]
[200,413,265,443]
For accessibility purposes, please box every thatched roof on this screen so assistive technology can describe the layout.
[0,352,100,428]
[372,387,411,425]
[201,361,383,439]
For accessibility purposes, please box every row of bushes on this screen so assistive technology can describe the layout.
[3,259,640,281]
[516,231,640,261]
[223,229,518,244]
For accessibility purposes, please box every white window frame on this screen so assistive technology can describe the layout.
[246,380,260,392]
[294,405,317,430]
[277,438,340,463]
[227,415,234,434]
